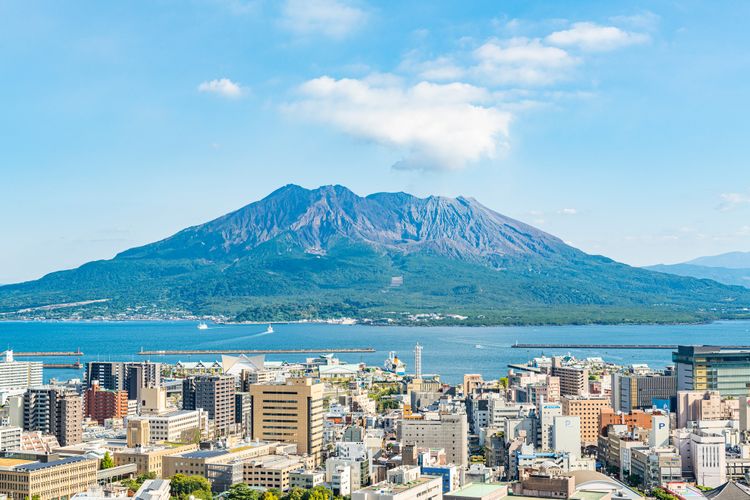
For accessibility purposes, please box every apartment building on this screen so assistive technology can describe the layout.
[84,380,128,424]
[0,351,42,391]
[23,387,83,446]
[552,358,589,397]
[243,453,315,491]
[183,375,236,437]
[147,409,203,443]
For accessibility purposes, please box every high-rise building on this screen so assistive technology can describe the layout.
[0,351,43,390]
[235,392,252,437]
[676,390,737,428]
[23,387,83,446]
[248,378,324,464]
[86,361,127,391]
[183,375,235,437]
[0,426,21,451]
[126,362,161,400]
[614,373,676,412]
[400,413,468,466]
[84,380,128,424]
[561,395,611,446]
[673,346,750,397]
[537,402,562,451]
[551,358,589,396]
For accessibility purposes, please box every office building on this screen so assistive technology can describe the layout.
[23,387,82,446]
[400,413,468,466]
[0,351,43,391]
[126,362,161,400]
[674,346,750,397]
[561,395,611,446]
[146,410,202,443]
[614,373,676,412]
[537,402,562,451]
[182,375,235,437]
[0,454,98,500]
[86,361,127,391]
[84,380,128,424]
[248,378,324,463]
[243,454,315,492]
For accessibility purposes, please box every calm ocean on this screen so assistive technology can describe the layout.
[1,320,749,384]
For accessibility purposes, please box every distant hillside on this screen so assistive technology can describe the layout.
[686,251,750,269]
[647,251,750,289]
[2,184,750,325]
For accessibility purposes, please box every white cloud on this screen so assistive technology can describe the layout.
[558,208,578,215]
[546,22,649,52]
[198,78,244,98]
[280,0,368,39]
[718,192,750,212]
[285,76,512,170]
[471,37,578,85]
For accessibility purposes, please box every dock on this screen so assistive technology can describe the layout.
[137,348,376,356]
[13,351,84,357]
[43,362,83,369]
[511,344,750,350]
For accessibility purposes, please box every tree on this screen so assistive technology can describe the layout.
[169,473,212,499]
[122,472,156,493]
[262,491,279,500]
[303,486,333,500]
[226,483,262,500]
[283,487,306,500]
[100,451,114,470]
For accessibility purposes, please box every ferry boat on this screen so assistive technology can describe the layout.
[197,322,208,330]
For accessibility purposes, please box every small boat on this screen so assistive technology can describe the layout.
[197,322,208,330]
[265,325,274,334]
[475,344,484,349]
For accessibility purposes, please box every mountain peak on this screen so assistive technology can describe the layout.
[117,184,567,262]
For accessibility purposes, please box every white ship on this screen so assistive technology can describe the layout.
[265,325,274,334]
[197,322,208,330]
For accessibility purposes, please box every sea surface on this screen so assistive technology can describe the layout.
[0,320,749,384]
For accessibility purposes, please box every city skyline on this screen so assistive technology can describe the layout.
[3,1,750,283]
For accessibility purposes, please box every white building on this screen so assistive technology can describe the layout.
[144,410,202,443]
[332,464,352,496]
[290,470,325,489]
[690,431,727,488]
[552,415,581,458]
[539,403,563,451]
[352,467,442,500]
[0,351,42,393]
[0,426,21,451]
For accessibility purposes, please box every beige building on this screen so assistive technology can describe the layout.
[243,454,315,491]
[676,390,738,428]
[162,441,295,478]
[562,395,611,446]
[147,410,202,443]
[0,454,98,500]
[114,443,198,477]
[463,375,483,396]
[127,418,151,447]
[400,413,468,466]
[248,378,324,464]
[352,469,442,500]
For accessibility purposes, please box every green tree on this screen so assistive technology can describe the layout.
[262,491,279,500]
[283,487,306,500]
[169,473,212,499]
[303,486,333,500]
[226,483,262,500]
[122,472,156,493]
[100,451,114,470]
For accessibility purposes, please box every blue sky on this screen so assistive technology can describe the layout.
[2,0,750,284]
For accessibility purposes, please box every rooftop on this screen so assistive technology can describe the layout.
[16,455,91,472]
[447,483,508,498]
